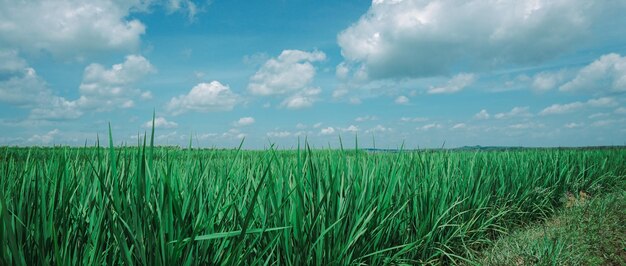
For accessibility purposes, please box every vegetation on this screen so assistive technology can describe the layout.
[1,127,625,265]
[477,189,626,265]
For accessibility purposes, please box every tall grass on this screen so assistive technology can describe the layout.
[1,130,625,264]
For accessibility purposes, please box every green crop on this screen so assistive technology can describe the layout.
[1,124,625,265]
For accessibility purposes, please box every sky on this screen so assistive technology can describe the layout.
[1,0,626,149]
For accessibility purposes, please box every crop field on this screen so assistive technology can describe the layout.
[1,134,625,265]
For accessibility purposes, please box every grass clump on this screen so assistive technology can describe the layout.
[477,189,626,266]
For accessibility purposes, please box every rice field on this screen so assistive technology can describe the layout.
[1,130,625,265]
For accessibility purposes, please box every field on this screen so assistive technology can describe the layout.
[1,133,625,265]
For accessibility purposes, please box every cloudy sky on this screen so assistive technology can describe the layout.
[1,0,626,148]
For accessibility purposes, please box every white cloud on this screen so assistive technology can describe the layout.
[27,129,60,144]
[0,51,84,120]
[167,81,240,115]
[394,95,409,104]
[338,0,618,79]
[280,87,321,109]
[419,123,442,131]
[341,125,359,133]
[349,97,362,104]
[564,122,584,128]
[336,62,350,80]
[141,91,153,99]
[5,54,155,120]
[452,123,466,129]
[233,117,255,127]
[320,127,335,135]
[588,113,609,119]
[509,122,544,129]
[156,131,179,142]
[144,117,178,129]
[0,0,146,58]
[615,107,626,114]
[77,55,155,110]
[267,131,292,138]
[0,65,50,105]
[248,50,325,95]
[29,98,82,120]
[540,102,585,115]
[531,71,566,92]
[313,122,323,128]
[586,97,618,107]
[222,128,246,139]
[560,53,626,93]
[248,50,326,109]
[167,0,208,21]
[366,125,392,134]
[591,120,616,127]
[427,73,475,94]
[355,115,378,122]
[474,109,490,120]
[400,116,428,122]
[0,50,27,73]
[540,97,617,115]
[494,106,531,119]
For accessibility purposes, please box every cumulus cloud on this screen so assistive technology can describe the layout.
[233,117,255,127]
[144,117,178,129]
[394,95,409,104]
[588,113,609,119]
[77,55,155,110]
[338,0,622,79]
[336,62,350,80]
[222,128,246,139]
[341,125,359,133]
[320,127,335,135]
[0,51,84,120]
[452,123,466,129]
[541,102,585,115]
[531,71,566,92]
[427,73,475,94]
[166,0,207,21]
[356,115,378,122]
[559,53,626,93]
[366,125,392,134]
[400,116,428,122]
[27,129,60,144]
[0,50,27,73]
[494,106,531,119]
[540,97,617,115]
[0,0,146,58]
[248,50,325,109]
[0,62,51,105]
[474,109,490,120]
[564,122,584,128]
[29,98,83,120]
[591,120,617,127]
[267,131,292,138]
[248,50,325,95]
[167,81,240,115]
[21,54,155,120]
[280,88,321,109]
[419,123,442,131]
[508,122,544,129]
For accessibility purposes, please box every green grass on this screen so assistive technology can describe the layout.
[0,129,625,265]
[476,189,626,266]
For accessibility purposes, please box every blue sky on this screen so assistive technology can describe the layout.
[1,0,625,148]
